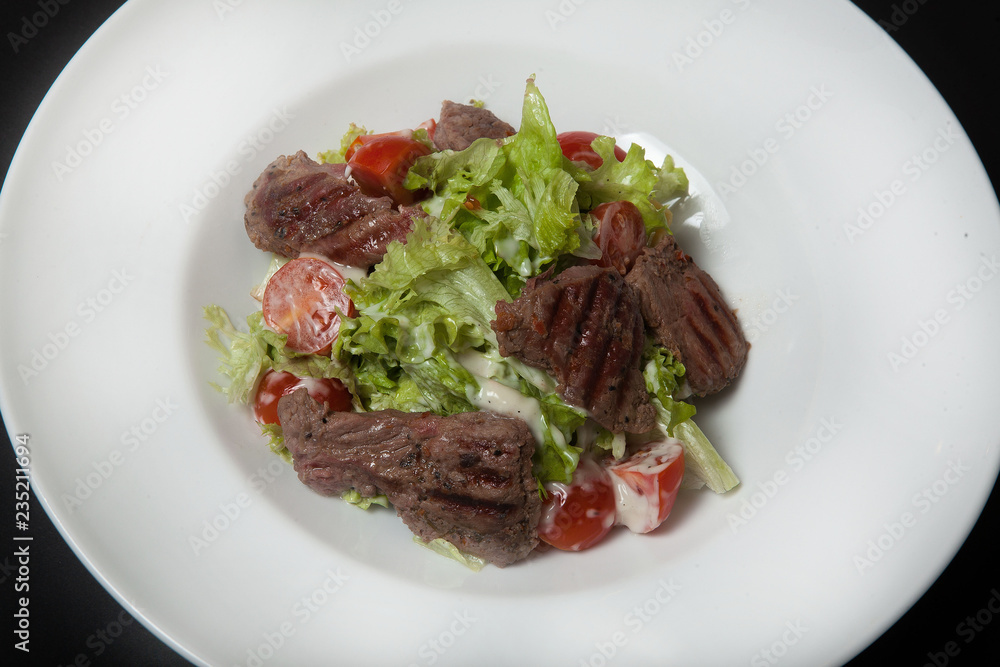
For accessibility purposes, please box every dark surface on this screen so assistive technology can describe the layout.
[1,1,998,665]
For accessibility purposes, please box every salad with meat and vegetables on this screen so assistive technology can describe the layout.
[205,76,747,568]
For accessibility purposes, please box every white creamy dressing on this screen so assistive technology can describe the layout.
[608,438,684,533]
[296,252,368,285]
[537,457,616,542]
[250,253,367,302]
[455,350,561,448]
[468,376,551,447]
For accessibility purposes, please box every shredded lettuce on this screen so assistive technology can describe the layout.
[408,76,594,295]
[335,216,511,414]
[259,422,291,463]
[567,138,668,233]
[643,344,697,434]
[654,154,690,203]
[673,420,740,494]
[642,345,739,493]
[342,489,390,510]
[519,380,587,485]
[413,537,487,571]
[203,305,351,405]
[317,123,369,164]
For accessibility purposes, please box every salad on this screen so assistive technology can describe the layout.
[206,76,744,567]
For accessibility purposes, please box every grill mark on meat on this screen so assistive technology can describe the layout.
[428,492,516,519]
[563,275,613,410]
[492,265,656,433]
[277,389,540,566]
[244,151,420,268]
[625,235,748,396]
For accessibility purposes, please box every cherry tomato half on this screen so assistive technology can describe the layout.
[262,258,354,355]
[606,439,685,534]
[253,370,352,425]
[345,132,432,205]
[557,131,627,170]
[538,458,617,551]
[592,200,647,275]
[416,118,437,142]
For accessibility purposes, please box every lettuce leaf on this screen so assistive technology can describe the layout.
[654,154,690,203]
[406,77,586,295]
[342,489,390,510]
[569,138,671,233]
[203,305,350,405]
[643,344,697,434]
[413,537,487,571]
[317,123,369,164]
[405,137,506,223]
[673,420,740,494]
[335,216,511,414]
[642,345,739,493]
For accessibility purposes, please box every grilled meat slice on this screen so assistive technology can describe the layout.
[433,100,516,151]
[491,265,656,434]
[625,235,748,396]
[277,389,541,567]
[244,150,419,269]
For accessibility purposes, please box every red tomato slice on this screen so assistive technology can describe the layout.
[592,200,647,275]
[538,458,617,551]
[417,118,437,142]
[557,131,627,170]
[262,258,354,355]
[345,133,432,205]
[253,370,352,425]
[606,439,685,534]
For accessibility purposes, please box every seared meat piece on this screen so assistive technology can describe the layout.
[625,235,748,396]
[244,151,419,269]
[277,389,541,567]
[433,100,516,151]
[491,265,656,434]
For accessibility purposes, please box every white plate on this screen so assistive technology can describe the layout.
[2,1,999,665]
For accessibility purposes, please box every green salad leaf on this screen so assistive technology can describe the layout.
[203,305,350,405]
[335,215,511,414]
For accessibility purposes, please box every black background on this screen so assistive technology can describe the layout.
[1,1,998,665]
